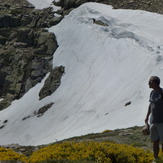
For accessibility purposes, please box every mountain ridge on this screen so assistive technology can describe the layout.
[0,0,163,146]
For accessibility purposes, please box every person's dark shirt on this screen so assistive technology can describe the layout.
[149,88,163,123]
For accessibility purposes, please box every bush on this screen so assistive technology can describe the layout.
[28,141,153,163]
[101,130,113,133]
[0,147,27,162]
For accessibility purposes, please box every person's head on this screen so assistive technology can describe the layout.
[148,76,160,89]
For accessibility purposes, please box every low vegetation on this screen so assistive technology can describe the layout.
[28,141,153,163]
[0,141,153,163]
[0,147,28,162]
[2,126,163,163]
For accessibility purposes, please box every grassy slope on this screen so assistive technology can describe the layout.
[58,126,152,151]
[11,126,151,157]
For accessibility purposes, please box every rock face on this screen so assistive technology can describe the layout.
[54,0,163,15]
[0,0,62,110]
[39,66,65,100]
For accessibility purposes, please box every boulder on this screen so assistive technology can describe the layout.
[39,66,65,100]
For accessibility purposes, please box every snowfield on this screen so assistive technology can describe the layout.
[0,1,163,145]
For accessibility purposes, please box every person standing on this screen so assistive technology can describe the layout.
[145,76,163,160]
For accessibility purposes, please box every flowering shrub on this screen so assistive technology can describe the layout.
[0,147,27,162]
[28,141,153,163]
[101,130,113,133]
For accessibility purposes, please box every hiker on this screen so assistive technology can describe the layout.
[145,76,163,160]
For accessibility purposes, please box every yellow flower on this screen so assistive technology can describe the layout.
[28,141,153,163]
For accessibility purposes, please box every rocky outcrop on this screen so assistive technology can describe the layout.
[22,102,54,120]
[0,0,62,110]
[39,66,65,100]
[54,0,163,15]
[105,0,163,14]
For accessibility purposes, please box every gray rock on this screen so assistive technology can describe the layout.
[0,14,20,28]
[0,35,8,45]
[39,66,65,100]
[0,0,60,110]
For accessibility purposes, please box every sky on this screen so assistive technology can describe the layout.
[0,1,163,146]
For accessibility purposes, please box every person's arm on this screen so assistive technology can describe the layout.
[145,103,151,124]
